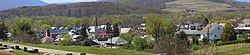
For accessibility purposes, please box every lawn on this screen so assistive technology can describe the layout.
[217,47,250,55]
[12,50,43,55]
[193,43,250,55]
[20,43,153,55]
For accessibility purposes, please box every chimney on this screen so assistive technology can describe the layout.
[45,29,50,37]
[218,22,220,24]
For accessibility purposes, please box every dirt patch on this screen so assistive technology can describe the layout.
[0,50,15,55]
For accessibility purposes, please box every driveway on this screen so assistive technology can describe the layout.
[0,42,95,55]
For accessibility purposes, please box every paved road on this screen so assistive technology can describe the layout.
[0,42,95,55]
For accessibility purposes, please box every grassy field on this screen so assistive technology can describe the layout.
[193,43,250,55]
[12,50,43,55]
[217,47,250,55]
[164,0,237,12]
[20,43,153,55]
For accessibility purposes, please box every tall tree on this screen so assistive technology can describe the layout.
[105,22,112,34]
[40,24,51,30]
[145,14,176,42]
[10,18,40,43]
[10,18,34,36]
[152,31,190,55]
[221,23,237,42]
[0,23,7,40]
[77,25,90,46]
[112,23,120,37]
[202,17,209,27]
[173,31,190,55]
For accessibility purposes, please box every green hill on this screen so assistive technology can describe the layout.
[112,0,249,12]
[164,0,236,12]
[0,2,163,18]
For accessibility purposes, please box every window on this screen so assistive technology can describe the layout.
[215,35,217,37]
[218,27,220,30]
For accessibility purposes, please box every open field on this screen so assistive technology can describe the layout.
[1,42,153,55]
[193,43,250,55]
[164,0,237,12]
[12,50,43,55]
[22,43,153,55]
[217,47,250,55]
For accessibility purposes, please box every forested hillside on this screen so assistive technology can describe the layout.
[111,0,175,9]
[104,0,249,12]
[0,2,164,18]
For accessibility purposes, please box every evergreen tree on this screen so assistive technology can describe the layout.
[77,25,89,46]
[202,17,209,26]
[221,23,237,42]
[173,31,190,55]
[80,25,88,38]
[0,23,7,40]
[113,23,120,37]
[192,36,199,45]
[106,22,112,34]
[202,37,209,45]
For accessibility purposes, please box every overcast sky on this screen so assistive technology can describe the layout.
[42,0,97,4]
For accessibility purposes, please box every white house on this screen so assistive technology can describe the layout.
[201,24,223,40]
[120,28,131,34]
[234,19,250,34]
[177,30,204,41]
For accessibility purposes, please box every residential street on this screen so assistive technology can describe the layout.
[0,42,95,55]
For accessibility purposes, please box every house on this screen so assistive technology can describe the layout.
[142,35,155,41]
[92,37,128,48]
[129,28,146,36]
[95,32,111,41]
[37,30,45,38]
[120,28,131,34]
[241,19,250,27]
[49,28,69,39]
[234,19,250,34]
[201,24,223,40]
[41,37,54,44]
[177,30,204,41]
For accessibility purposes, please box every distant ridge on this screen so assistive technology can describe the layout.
[0,0,48,11]
[0,2,164,18]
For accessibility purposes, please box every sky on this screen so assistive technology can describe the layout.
[236,0,250,2]
[42,0,97,4]
[42,0,249,4]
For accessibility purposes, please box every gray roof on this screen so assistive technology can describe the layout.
[201,24,222,32]
[242,19,250,25]
[182,30,202,34]
[50,29,69,34]
[93,37,128,45]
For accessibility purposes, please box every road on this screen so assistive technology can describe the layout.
[0,42,95,55]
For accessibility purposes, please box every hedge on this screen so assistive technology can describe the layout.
[216,40,250,46]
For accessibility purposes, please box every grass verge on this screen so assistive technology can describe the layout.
[17,43,153,55]
[12,50,43,55]
[217,47,250,55]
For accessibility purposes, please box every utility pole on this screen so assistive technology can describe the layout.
[95,16,99,40]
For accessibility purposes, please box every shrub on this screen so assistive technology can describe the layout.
[192,45,201,50]
[60,39,71,46]
[216,40,250,46]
